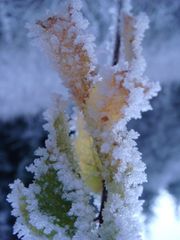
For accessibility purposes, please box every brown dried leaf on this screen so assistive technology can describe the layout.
[37,6,96,109]
[85,71,129,130]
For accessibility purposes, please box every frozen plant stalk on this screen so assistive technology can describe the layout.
[8,0,160,239]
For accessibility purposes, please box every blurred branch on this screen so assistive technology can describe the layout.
[112,0,122,66]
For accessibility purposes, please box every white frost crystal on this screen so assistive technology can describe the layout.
[8,0,160,239]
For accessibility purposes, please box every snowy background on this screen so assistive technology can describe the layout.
[0,0,180,239]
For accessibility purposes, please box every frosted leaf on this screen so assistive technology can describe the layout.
[8,0,160,239]
[35,1,98,109]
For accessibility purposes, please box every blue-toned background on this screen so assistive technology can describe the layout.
[0,1,180,239]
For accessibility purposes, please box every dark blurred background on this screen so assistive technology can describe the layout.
[0,0,180,239]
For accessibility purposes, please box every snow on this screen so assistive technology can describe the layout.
[8,0,180,239]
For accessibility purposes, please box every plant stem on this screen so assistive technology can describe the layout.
[112,0,122,66]
[94,180,108,225]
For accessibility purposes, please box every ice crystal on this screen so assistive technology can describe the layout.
[8,0,160,239]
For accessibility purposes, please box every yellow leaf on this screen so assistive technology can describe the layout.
[74,113,103,193]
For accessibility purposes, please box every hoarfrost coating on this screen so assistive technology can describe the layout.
[8,0,160,239]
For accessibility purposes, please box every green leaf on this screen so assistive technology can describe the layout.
[36,168,76,237]
[53,112,79,174]
[19,196,56,239]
